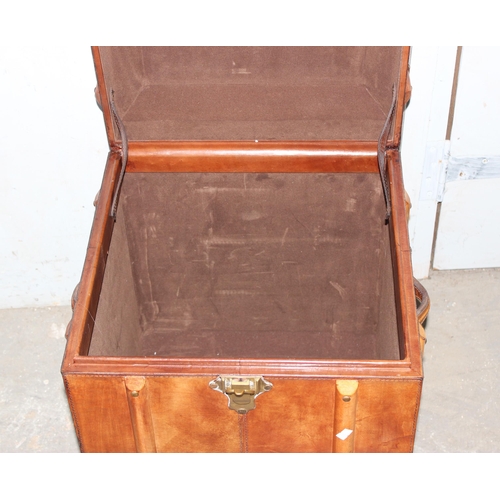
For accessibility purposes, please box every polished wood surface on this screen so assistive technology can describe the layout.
[91,47,116,148]
[126,141,379,173]
[390,46,411,148]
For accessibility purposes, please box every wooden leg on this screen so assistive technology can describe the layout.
[125,376,157,453]
[334,380,359,453]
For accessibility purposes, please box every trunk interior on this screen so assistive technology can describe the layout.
[88,170,400,360]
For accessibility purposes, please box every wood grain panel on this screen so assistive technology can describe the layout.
[147,376,240,452]
[354,379,422,452]
[246,378,336,452]
[64,375,136,453]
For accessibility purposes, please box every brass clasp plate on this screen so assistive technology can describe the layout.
[209,376,273,414]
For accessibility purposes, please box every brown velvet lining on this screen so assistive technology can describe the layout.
[90,172,399,360]
[375,222,401,360]
[98,47,402,141]
[90,208,142,356]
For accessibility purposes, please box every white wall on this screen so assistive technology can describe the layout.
[433,46,500,270]
[0,47,108,308]
[400,46,458,279]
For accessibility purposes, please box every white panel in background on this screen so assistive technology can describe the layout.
[433,178,500,270]
[450,46,500,157]
[401,46,457,278]
[434,46,500,270]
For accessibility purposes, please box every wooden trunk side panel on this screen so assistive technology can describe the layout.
[354,379,422,452]
[62,153,121,363]
[147,377,240,453]
[64,375,421,452]
[387,150,423,370]
[246,379,336,453]
[64,375,136,453]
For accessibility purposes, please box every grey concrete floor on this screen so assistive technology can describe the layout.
[0,268,499,453]
[413,268,500,452]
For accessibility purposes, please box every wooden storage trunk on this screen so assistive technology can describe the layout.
[62,46,429,453]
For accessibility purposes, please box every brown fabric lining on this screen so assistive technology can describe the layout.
[374,224,400,359]
[89,207,142,356]
[122,84,387,141]
[89,172,399,360]
[98,47,402,142]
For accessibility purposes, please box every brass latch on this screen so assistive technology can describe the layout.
[209,376,273,414]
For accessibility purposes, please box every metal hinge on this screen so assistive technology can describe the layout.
[209,376,273,414]
[378,84,398,222]
[109,90,128,219]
